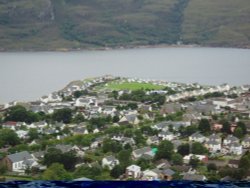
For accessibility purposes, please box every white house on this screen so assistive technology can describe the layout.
[132,147,155,160]
[4,151,38,172]
[183,154,208,164]
[142,169,161,181]
[119,114,140,125]
[189,132,206,143]
[242,136,250,148]
[126,165,141,179]
[223,135,239,146]
[16,130,28,139]
[158,131,175,141]
[229,143,243,155]
[75,97,97,107]
[205,140,221,153]
[102,156,119,170]
[146,136,160,145]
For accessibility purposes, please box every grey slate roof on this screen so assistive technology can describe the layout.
[8,151,33,163]
[183,174,206,181]
[162,169,175,176]
[105,155,117,162]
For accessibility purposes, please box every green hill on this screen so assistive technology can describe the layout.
[0,0,249,51]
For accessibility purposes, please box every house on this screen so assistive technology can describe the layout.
[1,151,37,172]
[72,126,89,135]
[75,97,96,107]
[242,136,250,148]
[152,121,169,131]
[102,156,119,170]
[132,147,155,160]
[205,140,221,153]
[171,140,182,152]
[121,137,136,146]
[229,142,243,155]
[90,137,105,149]
[207,134,221,143]
[183,154,208,164]
[126,165,141,179]
[2,121,18,130]
[155,159,171,169]
[158,131,175,141]
[102,106,117,117]
[228,159,240,168]
[183,174,207,181]
[142,169,161,180]
[189,132,206,143]
[223,135,239,146]
[146,136,160,145]
[119,114,140,125]
[212,123,223,131]
[161,169,175,180]
[16,130,28,139]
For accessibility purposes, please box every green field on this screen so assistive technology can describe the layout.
[107,82,165,91]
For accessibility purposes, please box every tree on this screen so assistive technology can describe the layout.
[110,165,125,179]
[118,150,132,166]
[102,139,122,153]
[112,115,120,123]
[43,148,62,167]
[136,158,151,170]
[234,127,244,139]
[237,122,247,135]
[155,140,174,160]
[72,113,85,124]
[172,153,183,165]
[191,142,208,155]
[198,119,210,133]
[177,143,190,156]
[221,120,231,134]
[42,163,72,180]
[28,128,39,141]
[0,129,20,146]
[73,165,101,179]
[189,157,200,168]
[207,163,217,172]
[5,105,40,123]
[52,108,72,123]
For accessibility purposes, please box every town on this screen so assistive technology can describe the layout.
[0,75,250,181]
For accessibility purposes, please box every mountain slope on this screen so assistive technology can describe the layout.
[0,0,249,51]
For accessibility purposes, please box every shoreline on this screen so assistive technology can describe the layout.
[0,44,249,53]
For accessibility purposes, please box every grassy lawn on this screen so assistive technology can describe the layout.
[107,82,165,91]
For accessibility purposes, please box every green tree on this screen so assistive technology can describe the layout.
[207,163,217,172]
[0,129,20,146]
[110,165,125,179]
[74,165,101,179]
[72,113,85,124]
[189,157,200,168]
[5,105,40,123]
[172,153,183,165]
[28,128,39,141]
[42,163,72,180]
[155,140,174,160]
[118,149,132,166]
[191,142,208,155]
[43,148,62,167]
[234,127,244,139]
[102,139,122,153]
[198,119,211,133]
[177,143,190,156]
[221,120,231,134]
[52,108,72,123]
[136,158,151,170]
[237,122,247,135]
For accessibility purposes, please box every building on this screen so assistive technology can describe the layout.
[102,156,119,170]
[126,165,141,179]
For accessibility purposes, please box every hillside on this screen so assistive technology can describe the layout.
[0,0,249,51]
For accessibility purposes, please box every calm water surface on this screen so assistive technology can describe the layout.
[0,47,250,103]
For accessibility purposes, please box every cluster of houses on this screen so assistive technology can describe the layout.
[0,76,250,180]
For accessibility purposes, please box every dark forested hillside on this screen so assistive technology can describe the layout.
[0,0,249,51]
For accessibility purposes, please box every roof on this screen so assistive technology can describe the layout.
[104,155,117,162]
[183,174,206,181]
[8,151,33,163]
[162,169,175,176]
[133,147,152,156]
[127,165,141,171]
